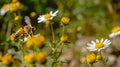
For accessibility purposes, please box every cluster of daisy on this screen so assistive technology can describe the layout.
[6,9,70,67]
[0,0,23,16]
[24,52,46,66]
[86,38,111,65]
[85,25,120,66]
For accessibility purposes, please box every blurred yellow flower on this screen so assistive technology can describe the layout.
[61,17,70,24]
[25,37,34,48]
[30,12,37,18]
[14,15,21,21]
[9,33,15,41]
[35,52,46,63]
[1,54,13,65]
[25,35,45,48]
[33,35,45,47]
[60,35,68,42]
[10,1,21,12]
[86,52,96,64]
[109,26,120,38]
[96,55,102,60]
[24,53,35,64]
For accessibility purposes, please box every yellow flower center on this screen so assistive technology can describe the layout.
[45,20,50,25]
[95,42,104,48]
[2,4,8,10]
[44,13,51,19]
[111,26,120,33]
[86,53,96,64]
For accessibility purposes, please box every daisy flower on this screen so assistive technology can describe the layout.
[0,4,10,16]
[109,26,120,38]
[87,39,111,51]
[37,10,59,23]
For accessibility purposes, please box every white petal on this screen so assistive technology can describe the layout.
[51,10,59,17]
[87,43,93,46]
[109,33,115,38]
[103,39,108,44]
[87,47,94,50]
[105,42,111,46]
[96,39,99,42]
[91,41,95,44]
[89,48,97,51]
[100,38,104,42]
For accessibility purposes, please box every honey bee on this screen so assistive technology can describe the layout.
[24,16,34,36]
[14,27,24,38]
[14,16,34,38]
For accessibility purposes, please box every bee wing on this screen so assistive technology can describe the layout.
[24,16,32,27]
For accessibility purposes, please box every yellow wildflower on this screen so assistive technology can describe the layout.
[86,52,96,64]
[24,53,35,64]
[30,12,37,18]
[25,35,45,48]
[61,17,70,24]
[14,15,21,21]
[1,54,13,65]
[96,55,102,60]
[33,35,45,47]
[60,35,68,42]
[9,34,14,41]
[25,37,34,48]
[10,1,21,12]
[35,52,46,63]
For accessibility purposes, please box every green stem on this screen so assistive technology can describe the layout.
[50,23,55,41]
[61,23,65,36]
[99,51,107,67]
[90,64,93,67]
[51,43,64,67]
